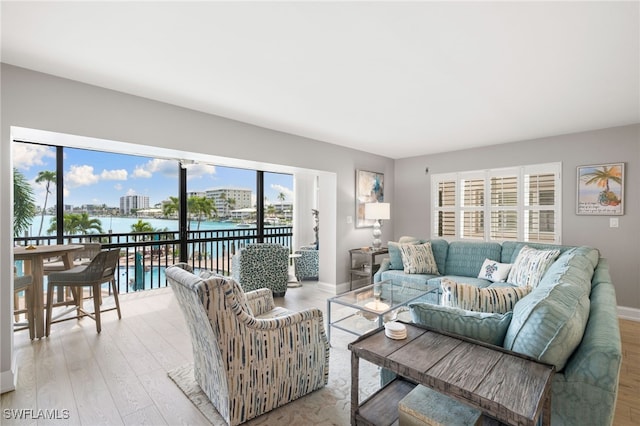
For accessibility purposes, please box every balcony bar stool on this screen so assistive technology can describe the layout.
[14,275,35,340]
[46,248,122,335]
[44,242,103,304]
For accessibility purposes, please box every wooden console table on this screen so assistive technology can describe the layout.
[348,323,555,426]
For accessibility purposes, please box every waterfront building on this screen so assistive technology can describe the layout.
[120,195,150,215]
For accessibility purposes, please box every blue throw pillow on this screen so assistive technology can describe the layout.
[409,302,513,346]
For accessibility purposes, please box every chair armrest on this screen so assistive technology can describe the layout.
[244,307,326,330]
[245,288,275,316]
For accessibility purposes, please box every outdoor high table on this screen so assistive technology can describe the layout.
[14,244,83,338]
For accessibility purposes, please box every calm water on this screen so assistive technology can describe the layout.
[26,215,284,292]
[33,215,240,235]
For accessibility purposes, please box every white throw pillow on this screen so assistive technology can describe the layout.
[399,242,439,274]
[477,258,512,282]
[507,246,561,288]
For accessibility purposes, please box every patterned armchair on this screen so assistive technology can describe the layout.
[231,243,289,297]
[166,264,329,426]
[294,245,319,281]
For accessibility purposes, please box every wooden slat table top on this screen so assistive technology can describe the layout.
[349,322,555,426]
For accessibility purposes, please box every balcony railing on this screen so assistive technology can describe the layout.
[14,226,293,294]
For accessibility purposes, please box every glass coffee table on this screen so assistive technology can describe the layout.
[326,280,439,344]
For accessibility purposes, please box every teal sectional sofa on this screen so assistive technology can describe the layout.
[374,239,622,426]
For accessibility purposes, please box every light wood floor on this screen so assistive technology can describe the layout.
[2,285,639,425]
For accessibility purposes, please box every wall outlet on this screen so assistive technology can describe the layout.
[610,218,619,228]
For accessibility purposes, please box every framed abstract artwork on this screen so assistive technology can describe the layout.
[576,163,624,215]
[355,169,384,227]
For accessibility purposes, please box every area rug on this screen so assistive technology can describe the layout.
[168,341,381,425]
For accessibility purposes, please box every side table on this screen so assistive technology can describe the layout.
[348,323,555,426]
[288,253,302,288]
[349,247,388,290]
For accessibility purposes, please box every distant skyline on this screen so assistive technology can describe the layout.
[13,142,293,211]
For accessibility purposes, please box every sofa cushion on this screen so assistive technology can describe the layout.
[503,249,593,371]
[444,241,502,277]
[428,275,492,289]
[441,278,531,314]
[410,302,513,345]
[477,258,512,282]
[380,269,437,288]
[507,245,560,288]
[400,242,439,274]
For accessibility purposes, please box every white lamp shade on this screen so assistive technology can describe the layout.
[364,202,390,220]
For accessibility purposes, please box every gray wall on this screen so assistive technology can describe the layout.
[394,124,640,310]
[0,64,394,390]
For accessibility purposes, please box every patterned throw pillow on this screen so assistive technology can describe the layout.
[399,242,439,274]
[441,278,531,314]
[477,258,512,282]
[507,245,561,288]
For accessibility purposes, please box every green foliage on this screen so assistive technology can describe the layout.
[47,213,104,235]
[35,170,56,236]
[13,168,36,237]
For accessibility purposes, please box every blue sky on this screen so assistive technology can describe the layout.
[13,143,293,210]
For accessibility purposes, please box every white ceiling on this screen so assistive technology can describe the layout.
[2,1,639,159]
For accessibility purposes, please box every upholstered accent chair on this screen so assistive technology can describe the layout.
[231,243,289,297]
[166,264,329,426]
[293,245,319,281]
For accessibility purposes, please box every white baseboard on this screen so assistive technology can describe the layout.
[618,305,640,322]
[315,281,340,295]
[0,353,17,394]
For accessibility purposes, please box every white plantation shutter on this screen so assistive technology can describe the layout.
[431,163,561,243]
[433,178,456,237]
[524,171,559,243]
[460,177,484,239]
[490,174,518,241]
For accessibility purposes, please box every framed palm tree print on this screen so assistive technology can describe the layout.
[576,163,624,215]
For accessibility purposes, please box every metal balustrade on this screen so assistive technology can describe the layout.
[14,226,293,294]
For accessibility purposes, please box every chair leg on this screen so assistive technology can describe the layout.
[93,283,101,333]
[25,288,35,340]
[111,279,122,320]
[14,292,20,322]
[45,284,55,337]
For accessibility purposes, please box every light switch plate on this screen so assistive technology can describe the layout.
[610,218,619,228]
[347,215,353,224]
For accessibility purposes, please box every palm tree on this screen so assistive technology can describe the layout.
[227,197,236,213]
[163,196,180,218]
[76,213,104,235]
[581,165,623,205]
[278,192,286,218]
[581,165,623,193]
[188,196,217,230]
[35,170,56,236]
[131,219,154,233]
[131,219,154,242]
[219,192,227,217]
[13,168,36,237]
[47,213,103,235]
